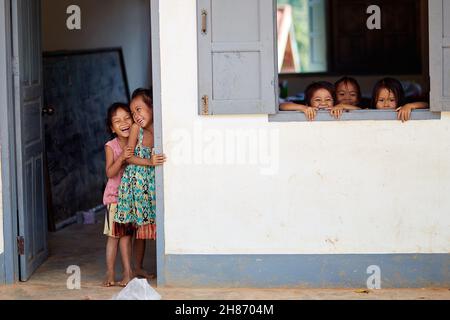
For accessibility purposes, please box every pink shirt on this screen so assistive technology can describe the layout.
[103,138,125,205]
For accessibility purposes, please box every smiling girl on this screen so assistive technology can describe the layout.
[371,78,429,122]
[280,81,360,121]
[335,77,362,107]
[113,88,166,282]
[102,102,134,287]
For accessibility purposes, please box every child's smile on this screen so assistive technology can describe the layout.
[131,96,153,129]
[311,89,334,109]
[119,125,131,135]
[111,108,133,138]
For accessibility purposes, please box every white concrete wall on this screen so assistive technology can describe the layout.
[160,0,450,255]
[42,0,152,91]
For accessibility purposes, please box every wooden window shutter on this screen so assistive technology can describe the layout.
[429,0,450,111]
[197,0,278,115]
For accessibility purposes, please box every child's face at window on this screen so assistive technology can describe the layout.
[131,96,153,129]
[310,89,334,109]
[336,82,359,106]
[375,89,397,109]
[111,108,133,138]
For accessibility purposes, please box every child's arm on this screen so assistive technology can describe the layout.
[127,153,166,167]
[105,145,132,178]
[280,102,308,111]
[280,102,317,121]
[396,102,429,122]
[124,123,152,166]
[125,124,166,167]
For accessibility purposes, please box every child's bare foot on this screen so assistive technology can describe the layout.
[134,268,155,279]
[118,271,133,287]
[103,272,116,287]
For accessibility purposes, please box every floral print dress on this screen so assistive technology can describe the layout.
[113,128,156,239]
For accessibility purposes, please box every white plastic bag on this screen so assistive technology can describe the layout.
[112,278,162,300]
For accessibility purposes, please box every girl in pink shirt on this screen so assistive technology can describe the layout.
[102,103,134,287]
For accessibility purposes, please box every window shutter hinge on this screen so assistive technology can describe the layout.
[17,236,25,255]
[201,95,209,115]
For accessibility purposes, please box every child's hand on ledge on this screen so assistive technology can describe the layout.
[330,107,344,120]
[279,103,317,121]
[396,102,429,122]
[330,104,361,120]
[301,106,317,121]
[396,105,413,122]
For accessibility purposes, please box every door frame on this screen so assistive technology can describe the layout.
[150,0,166,287]
[0,0,165,285]
[0,0,20,284]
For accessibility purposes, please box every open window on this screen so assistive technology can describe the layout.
[197,0,447,119]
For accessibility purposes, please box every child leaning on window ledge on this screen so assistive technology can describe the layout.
[335,76,364,108]
[279,81,360,121]
[371,78,429,122]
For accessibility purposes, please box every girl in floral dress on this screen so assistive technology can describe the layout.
[113,88,166,280]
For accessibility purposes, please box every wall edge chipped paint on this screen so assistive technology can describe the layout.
[163,253,450,288]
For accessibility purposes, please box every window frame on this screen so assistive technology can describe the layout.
[271,0,441,122]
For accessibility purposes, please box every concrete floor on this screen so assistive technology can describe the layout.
[0,223,449,300]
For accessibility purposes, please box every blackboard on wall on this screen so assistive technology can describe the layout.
[43,48,130,226]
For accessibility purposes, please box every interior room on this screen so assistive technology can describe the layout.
[28,0,156,285]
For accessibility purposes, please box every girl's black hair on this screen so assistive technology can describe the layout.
[371,78,405,109]
[131,88,153,109]
[106,102,131,135]
[335,76,362,103]
[304,81,336,106]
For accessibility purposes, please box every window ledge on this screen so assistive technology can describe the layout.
[269,110,441,122]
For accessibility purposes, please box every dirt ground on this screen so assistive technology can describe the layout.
[0,224,448,300]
